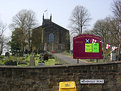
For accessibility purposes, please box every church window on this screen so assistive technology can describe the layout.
[49,33,54,43]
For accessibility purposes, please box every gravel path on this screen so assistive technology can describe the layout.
[54,53,90,65]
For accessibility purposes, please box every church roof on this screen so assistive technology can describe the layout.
[42,20,69,31]
[34,15,69,32]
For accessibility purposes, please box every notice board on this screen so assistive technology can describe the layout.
[73,34,102,59]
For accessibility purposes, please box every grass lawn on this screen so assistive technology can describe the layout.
[0,54,58,66]
[45,59,58,66]
[62,51,73,57]
[34,54,58,66]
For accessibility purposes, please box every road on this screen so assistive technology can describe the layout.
[54,53,90,65]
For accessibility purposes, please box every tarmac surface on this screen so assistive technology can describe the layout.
[54,53,90,65]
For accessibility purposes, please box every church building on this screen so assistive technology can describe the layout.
[32,15,70,52]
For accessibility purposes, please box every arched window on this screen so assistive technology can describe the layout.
[49,33,54,43]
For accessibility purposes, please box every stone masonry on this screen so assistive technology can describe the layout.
[0,62,121,91]
[32,15,70,52]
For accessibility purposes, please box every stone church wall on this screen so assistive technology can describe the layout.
[42,17,70,52]
[32,16,70,52]
[0,62,121,91]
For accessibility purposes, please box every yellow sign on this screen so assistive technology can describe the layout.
[59,81,77,91]
[85,43,92,52]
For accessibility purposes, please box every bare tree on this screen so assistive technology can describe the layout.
[112,0,121,22]
[90,17,120,59]
[90,19,109,59]
[70,5,91,35]
[0,22,6,55]
[10,9,37,52]
[112,0,121,60]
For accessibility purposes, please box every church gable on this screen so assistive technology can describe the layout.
[32,15,70,52]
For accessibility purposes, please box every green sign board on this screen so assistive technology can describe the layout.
[85,43,99,53]
[85,43,92,52]
[92,43,99,53]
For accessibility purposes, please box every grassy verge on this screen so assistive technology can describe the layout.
[0,54,58,66]
[62,51,73,57]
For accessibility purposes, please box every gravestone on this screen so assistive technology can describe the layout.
[29,56,35,66]
[5,60,17,66]
[110,52,116,61]
[38,63,45,66]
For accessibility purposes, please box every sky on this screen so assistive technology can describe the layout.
[0,0,114,37]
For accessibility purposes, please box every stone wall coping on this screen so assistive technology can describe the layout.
[0,61,121,69]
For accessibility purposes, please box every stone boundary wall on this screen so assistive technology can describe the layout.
[0,62,121,91]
